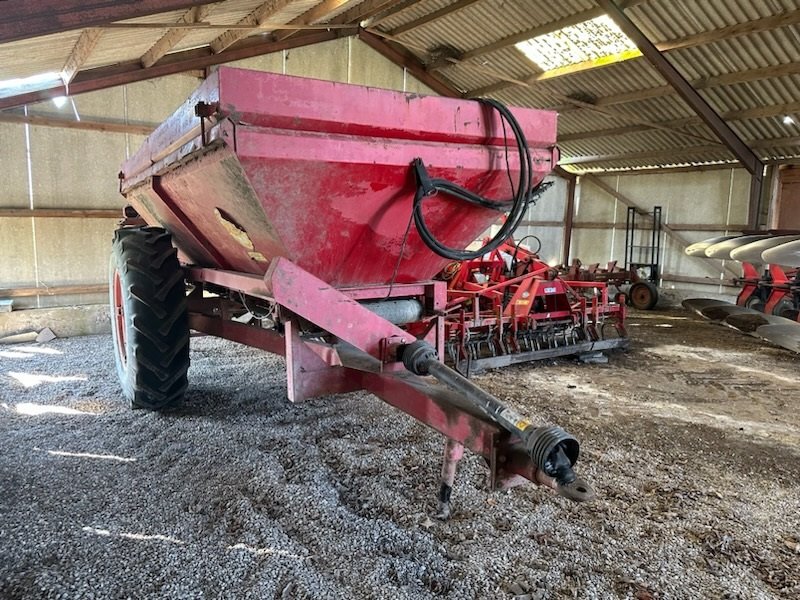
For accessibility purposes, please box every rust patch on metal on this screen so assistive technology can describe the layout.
[215,207,254,250]
[248,251,268,262]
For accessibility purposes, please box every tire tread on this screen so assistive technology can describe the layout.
[110,227,189,410]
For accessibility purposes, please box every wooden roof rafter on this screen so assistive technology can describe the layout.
[554,62,800,114]
[328,0,399,27]
[366,0,427,29]
[366,28,722,147]
[388,0,482,37]
[560,101,800,143]
[560,134,797,168]
[0,0,219,44]
[210,0,295,53]
[140,5,215,68]
[61,28,103,85]
[273,0,354,42]
[0,28,354,111]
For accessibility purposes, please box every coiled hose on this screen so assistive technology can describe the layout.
[411,98,548,261]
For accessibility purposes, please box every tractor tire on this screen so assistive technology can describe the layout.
[744,293,765,313]
[771,297,797,319]
[109,227,189,410]
[628,281,659,310]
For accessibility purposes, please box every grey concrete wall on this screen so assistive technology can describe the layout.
[569,169,749,297]
[0,37,434,310]
[516,175,568,266]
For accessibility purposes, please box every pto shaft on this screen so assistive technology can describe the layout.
[400,340,594,502]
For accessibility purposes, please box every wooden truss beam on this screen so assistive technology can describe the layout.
[0,284,108,298]
[140,5,213,68]
[555,62,800,113]
[0,0,219,44]
[559,101,800,143]
[390,0,481,36]
[210,0,295,54]
[273,0,353,42]
[61,28,103,85]
[0,111,155,135]
[330,0,398,26]
[0,29,351,111]
[521,220,749,232]
[453,0,645,65]
[0,208,120,218]
[467,7,800,97]
[559,136,794,167]
[367,1,426,28]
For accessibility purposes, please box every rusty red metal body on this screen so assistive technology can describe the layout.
[121,67,557,287]
[117,68,586,503]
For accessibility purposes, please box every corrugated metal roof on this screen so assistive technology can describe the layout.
[383,0,800,170]
[0,0,798,171]
[376,0,456,32]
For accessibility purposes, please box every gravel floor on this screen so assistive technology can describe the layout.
[1,310,799,599]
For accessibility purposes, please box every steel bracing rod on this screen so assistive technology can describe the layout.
[596,0,765,225]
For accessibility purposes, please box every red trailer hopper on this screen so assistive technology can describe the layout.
[111,67,592,517]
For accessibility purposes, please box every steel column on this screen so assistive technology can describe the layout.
[555,166,577,265]
[596,0,764,218]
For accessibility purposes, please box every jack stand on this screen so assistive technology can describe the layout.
[435,438,464,520]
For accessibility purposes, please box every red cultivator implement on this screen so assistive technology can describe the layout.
[440,238,628,375]
[110,68,595,516]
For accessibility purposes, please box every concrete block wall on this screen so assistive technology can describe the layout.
[0,37,434,309]
[569,168,751,297]
[514,175,569,266]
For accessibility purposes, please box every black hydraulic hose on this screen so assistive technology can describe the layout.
[411,98,543,261]
[510,234,542,273]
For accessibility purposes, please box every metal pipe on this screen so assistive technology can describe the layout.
[361,299,423,325]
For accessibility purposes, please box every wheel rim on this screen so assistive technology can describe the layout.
[631,284,652,308]
[112,269,127,367]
